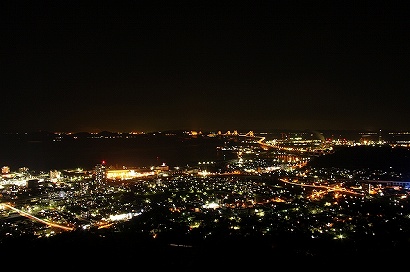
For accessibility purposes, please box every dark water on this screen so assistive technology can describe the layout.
[0,134,234,171]
[308,145,410,175]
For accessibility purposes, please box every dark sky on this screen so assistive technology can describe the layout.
[2,0,409,133]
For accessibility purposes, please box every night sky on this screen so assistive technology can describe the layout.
[2,0,409,133]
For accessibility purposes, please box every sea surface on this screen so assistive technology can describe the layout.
[0,133,235,172]
[2,129,410,174]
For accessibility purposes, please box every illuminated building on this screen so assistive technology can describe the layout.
[2,166,10,174]
[94,163,107,183]
[106,169,131,180]
[50,170,61,182]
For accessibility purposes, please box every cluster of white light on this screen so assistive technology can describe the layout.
[109,212,133,221]
[202,202,219,209]
[109,210,143,221]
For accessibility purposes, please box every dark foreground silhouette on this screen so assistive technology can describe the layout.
[2,230,409,269]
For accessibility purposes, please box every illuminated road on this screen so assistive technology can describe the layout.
[279,178,364,196]
[0,203,74,231]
